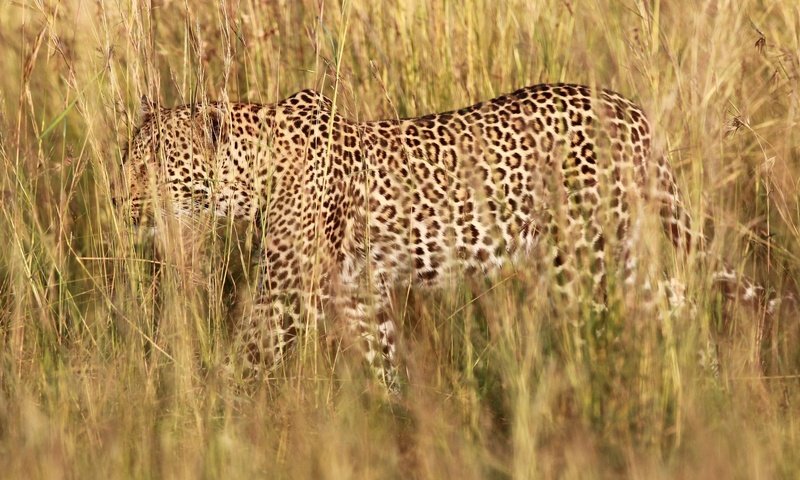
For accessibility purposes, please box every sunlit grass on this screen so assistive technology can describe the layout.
[1,0,799,478]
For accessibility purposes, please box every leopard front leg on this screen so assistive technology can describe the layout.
[334,285,401,394]
[231,290,311,380]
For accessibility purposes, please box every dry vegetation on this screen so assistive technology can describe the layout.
[1,0,800,478]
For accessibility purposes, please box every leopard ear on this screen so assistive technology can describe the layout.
[140,95,156,121]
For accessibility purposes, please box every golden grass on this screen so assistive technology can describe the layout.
[1,0,799,478]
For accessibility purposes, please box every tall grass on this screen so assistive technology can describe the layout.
[1,0,799,477]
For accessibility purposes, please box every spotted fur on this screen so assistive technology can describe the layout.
[121,84,698,389]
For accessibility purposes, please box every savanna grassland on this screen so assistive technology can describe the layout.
[1,0,800,478]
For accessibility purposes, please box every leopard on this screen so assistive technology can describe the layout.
[119,83,762,392]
